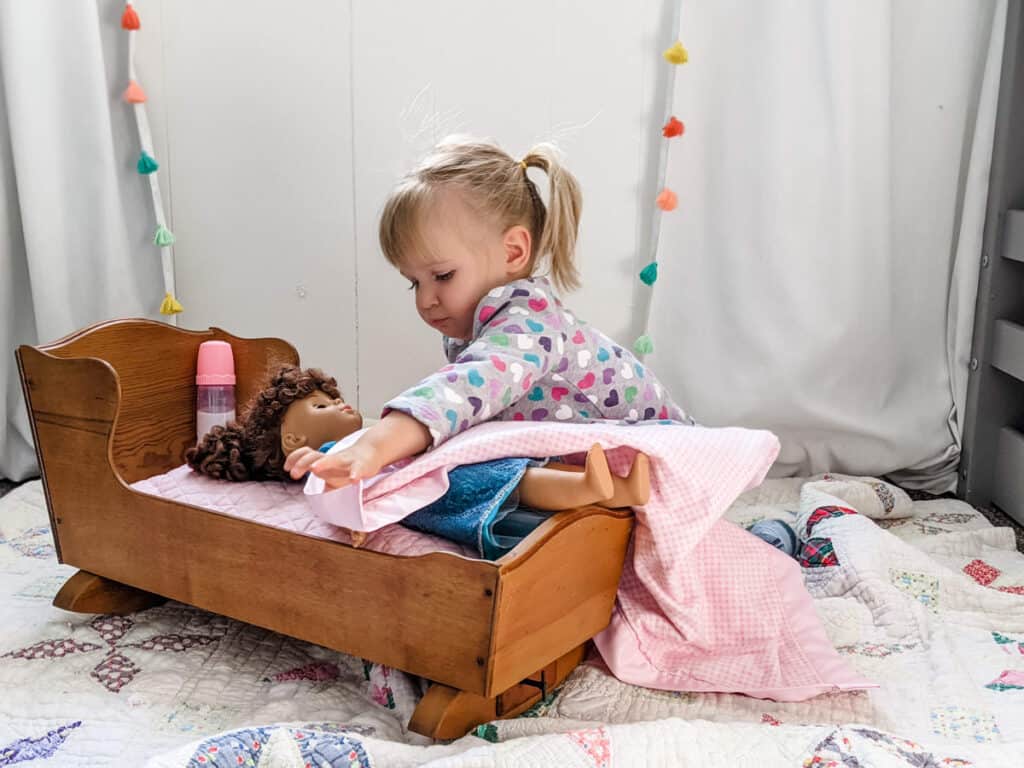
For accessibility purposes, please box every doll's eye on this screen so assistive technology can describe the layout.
[435,270,455,282]
[314,403,327,409]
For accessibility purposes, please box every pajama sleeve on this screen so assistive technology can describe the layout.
[383,285,562,447]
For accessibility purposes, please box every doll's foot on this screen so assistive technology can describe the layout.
[350,530,368,548]
[601,452,651,508]
[582,443,615,502]
[517,444,614,511]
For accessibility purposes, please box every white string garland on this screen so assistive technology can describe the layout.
[120,2,181,321]
[633,11,689,359]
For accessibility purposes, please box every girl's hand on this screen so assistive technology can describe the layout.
[309,442,383,489]
[284,446,323,479]
[284,411,430,487]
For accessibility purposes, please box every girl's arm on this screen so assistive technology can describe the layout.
[383,284,563,449]
[284,410,430,487]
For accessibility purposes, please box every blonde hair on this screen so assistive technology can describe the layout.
[379,136,583,293]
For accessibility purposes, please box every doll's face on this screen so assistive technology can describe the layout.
[280,390,363,456]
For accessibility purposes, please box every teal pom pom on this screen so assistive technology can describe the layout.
[153,224,176,247]
[137,151,159,175]
[639,261,658,286]
[633,334,654,356]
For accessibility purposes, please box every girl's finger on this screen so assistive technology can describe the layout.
[289,451,325,479]
[324,476,354,490]
[348,461,373,481]
[283,447,312,472]
[310,458,351,480]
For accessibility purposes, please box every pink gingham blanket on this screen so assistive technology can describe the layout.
[316,420,872,700]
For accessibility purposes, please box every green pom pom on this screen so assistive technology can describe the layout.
[153,224,176,247]
[137,151,159,175]
[475,723,499,743]
[633,334,654,356]
[639,261,658,286]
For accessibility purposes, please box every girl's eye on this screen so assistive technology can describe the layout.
[436,271,455,282]
[407,279,418,291]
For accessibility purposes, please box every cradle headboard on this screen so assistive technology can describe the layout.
[17,318,298,485]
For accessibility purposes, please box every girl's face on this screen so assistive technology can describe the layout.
[398,190,531,341]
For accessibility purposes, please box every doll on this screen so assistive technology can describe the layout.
[185,366,363,483]
[187,365,649,552]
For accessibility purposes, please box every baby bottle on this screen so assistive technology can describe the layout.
[195,340,236,441]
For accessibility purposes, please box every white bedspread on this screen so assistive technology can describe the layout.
[2,478,1023,766]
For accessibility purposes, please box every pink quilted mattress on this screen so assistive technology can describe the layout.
[131,465,477,559]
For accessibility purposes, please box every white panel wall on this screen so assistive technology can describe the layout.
[138,0,667,415]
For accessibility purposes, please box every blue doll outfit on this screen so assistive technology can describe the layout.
[318,442,545,560]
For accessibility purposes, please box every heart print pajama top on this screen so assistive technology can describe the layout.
[383,276,693,447]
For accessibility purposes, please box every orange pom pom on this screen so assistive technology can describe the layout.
[121,4,141,30]
[656,188,678,212]
[662,117,685,138]
[123,80,147,104]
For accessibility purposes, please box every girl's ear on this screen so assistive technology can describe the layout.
[502,224,532,275]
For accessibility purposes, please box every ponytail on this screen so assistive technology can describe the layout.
[521,143,583,293]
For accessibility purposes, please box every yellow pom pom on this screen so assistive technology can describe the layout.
[663,41,689,65]
[160,292,184,315]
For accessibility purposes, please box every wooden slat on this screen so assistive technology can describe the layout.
[993,426,1024,526]
[991,319,1024,383]
[487,506,632,694]
[1003,210,1024,263]
[16,352,120,563]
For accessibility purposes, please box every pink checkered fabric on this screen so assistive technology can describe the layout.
[361,420,872,700]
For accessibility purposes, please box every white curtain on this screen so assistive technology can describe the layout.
[649,0,1007,492]
[0,0,164,480]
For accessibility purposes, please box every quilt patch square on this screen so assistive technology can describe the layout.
[963,559,1000,586]
[929,705,1000,743]
[804,505,857,537]
[799,537,840,568]
[985,669,1024,692]
[890,569,940,612]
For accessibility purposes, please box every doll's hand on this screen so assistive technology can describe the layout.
[308,442,383,489]
[284,446,323,480]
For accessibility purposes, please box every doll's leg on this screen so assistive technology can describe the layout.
[601,453,651,508]
[517,444,614,510]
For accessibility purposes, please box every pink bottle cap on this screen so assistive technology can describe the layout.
[196,340,236,386]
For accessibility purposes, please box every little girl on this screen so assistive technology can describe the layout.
[285,136,691,487]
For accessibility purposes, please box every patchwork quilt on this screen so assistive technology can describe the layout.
[1,475,1023,766]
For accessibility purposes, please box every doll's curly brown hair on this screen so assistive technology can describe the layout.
[185,365,342,482]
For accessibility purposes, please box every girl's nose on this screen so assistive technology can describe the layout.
[417,287,439,310]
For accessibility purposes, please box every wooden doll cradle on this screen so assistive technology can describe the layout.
[15,319,634,739]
